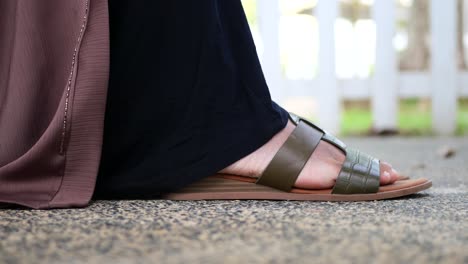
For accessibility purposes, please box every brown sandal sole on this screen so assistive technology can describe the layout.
[162,174,432,201]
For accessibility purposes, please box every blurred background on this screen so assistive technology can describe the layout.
[241,0,468,136]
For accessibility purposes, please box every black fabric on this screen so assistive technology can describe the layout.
[93,0,289,199]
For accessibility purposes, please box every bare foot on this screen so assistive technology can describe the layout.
[219,120,402,190]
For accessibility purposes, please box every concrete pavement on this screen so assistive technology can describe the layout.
[1,137,467,264]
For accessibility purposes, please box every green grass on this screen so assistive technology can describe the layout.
[341,107,372,135]
[341,99,468,136]
[397,99,432,135]
[456,105,468,135]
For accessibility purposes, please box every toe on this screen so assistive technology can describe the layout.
[380,161,400,185]
[380,171,392,185]
[380,161,393,173]
[382,161,409,180]
[391,167,409,181]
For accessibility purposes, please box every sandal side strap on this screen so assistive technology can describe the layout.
[256,121,324,192]
[321,133,347,154]
[288,112,347,153]
[331,148,381,194]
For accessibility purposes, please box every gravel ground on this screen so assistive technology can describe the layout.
[1,137,467,264]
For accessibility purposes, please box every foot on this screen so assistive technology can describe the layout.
[219,120,402,190]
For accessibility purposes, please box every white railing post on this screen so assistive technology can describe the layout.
[316,0,340,134]
[257,0,283,103]
[372,0,398,132]
[431,0,458,135]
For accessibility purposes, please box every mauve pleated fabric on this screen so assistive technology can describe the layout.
[0,0,109,209]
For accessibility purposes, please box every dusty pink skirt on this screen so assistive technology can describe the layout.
[0,0,109,209]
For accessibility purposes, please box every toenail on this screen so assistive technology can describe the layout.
[383,171,391,183]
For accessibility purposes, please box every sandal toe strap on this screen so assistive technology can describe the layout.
[331,148,380,194]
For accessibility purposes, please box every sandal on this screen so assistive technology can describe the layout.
[163,113,431,201]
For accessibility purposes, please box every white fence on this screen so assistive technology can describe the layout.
[255,0,468,135]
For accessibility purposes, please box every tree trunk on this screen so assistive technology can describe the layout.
[399,0,429,71]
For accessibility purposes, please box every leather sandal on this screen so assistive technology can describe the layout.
[163,113,431,201]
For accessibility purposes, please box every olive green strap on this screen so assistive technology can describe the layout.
[321,133,346,153]
[288,112,347,153]
[331,148,380,194]
[256,121,323,192]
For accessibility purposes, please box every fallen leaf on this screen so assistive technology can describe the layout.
[437,146,456,158]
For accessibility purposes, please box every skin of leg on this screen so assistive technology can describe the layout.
[219,120,401,190]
